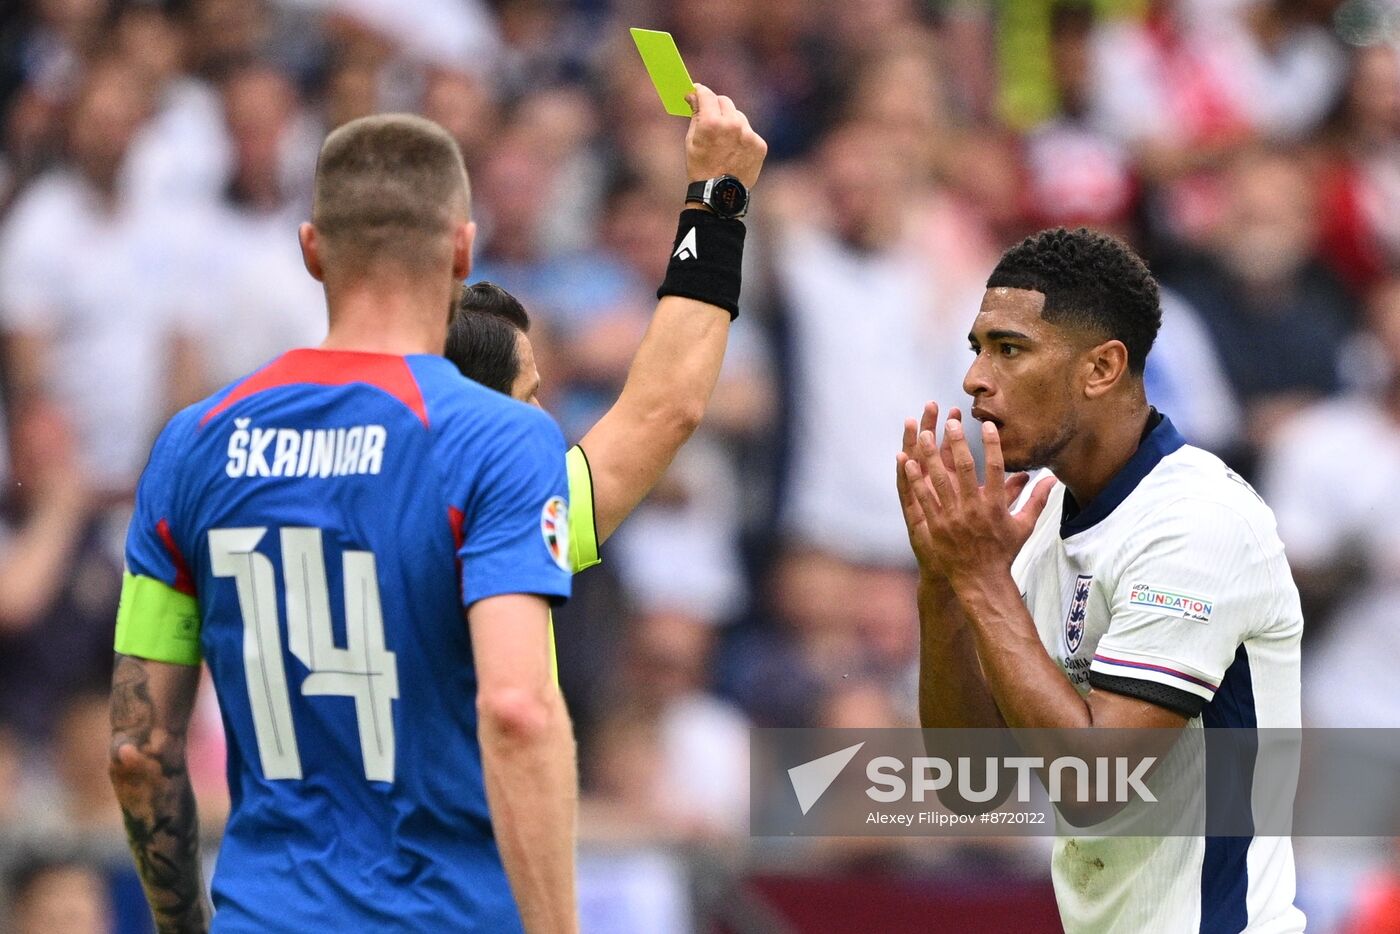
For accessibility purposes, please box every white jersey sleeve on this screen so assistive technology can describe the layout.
[1089,498,1270,717]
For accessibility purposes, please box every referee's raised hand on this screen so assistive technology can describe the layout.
[684,83,766,189]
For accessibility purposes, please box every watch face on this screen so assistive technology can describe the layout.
[711,176,748,216]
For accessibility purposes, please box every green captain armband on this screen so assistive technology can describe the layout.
[566,445,601,573]
[114,572,203,666]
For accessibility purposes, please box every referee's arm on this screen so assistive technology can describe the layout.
[577,84,766,544]
[578,294,730,543]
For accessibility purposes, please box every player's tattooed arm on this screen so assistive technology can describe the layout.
[109,652,211,934]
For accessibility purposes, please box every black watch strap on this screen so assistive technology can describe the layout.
[686,175,749,218]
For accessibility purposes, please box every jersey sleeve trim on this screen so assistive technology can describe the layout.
[114,572,202,666]
[156,518,197,596]
[566,445,601,573]
[1087,670,1205,718]
[1089,649,1218,701]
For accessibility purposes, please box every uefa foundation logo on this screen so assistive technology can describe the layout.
[746,727,1395,838]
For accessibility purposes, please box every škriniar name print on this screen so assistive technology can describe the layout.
[226,418,388,478]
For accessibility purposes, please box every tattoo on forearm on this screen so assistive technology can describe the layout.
[110,654,210,934]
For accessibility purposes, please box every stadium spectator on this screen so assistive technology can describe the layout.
[5,854,111,934]
[770,116,988,565]
[421,65,501,173]
[1161,146,1355,455]
[470,127,632,370]
[0,400,118,744]
[179,62,324,388]
[185,0,274,80]
[720,551,891,727]
[118,2,230,211]
[1256,273,1400,929]
[0,57,200,497]
[1229,0,1349,141]
[1021,6,1244,453]
[1317,40,1400,296]
[10,0,107,107]
[332,0,500,75]
[48,690,125,840]
[322,52,381,129]
[0,399,88,633]
[585,610,750,840]
[1141,287,1244,455]
[1023,2,1137,236]
[609,436,749,625]
[1089,0,1346,244]
[510,86,610,258]
[1259,275,1400,717]
[734,0,831,159]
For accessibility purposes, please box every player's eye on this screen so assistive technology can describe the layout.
[968,342,981,355]
[1000,343,1020,357]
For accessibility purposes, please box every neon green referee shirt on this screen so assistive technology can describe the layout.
[553,444,600,681]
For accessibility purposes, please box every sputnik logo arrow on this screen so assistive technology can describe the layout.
[787,742,865,815]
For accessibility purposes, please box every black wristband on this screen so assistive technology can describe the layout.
[656,209,745,319]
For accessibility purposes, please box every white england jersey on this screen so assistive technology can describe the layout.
[1010,413,1304,934]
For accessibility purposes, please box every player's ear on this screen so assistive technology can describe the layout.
[451,220,475,282]
[299,222,325,283]
[1083,339,1129,399]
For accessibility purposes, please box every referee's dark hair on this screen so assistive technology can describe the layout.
[446,282,531,395]
[986,227,1162,374]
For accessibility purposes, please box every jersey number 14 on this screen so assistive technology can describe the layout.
[210,527,399,783]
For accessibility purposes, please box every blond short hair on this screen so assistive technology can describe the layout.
[312,113,469,274]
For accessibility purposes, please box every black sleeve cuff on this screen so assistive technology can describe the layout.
[1088,670,1206,718]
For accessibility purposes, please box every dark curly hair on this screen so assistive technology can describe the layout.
[986,227,1161,374]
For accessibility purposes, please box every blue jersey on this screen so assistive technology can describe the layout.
[117,349,572,932]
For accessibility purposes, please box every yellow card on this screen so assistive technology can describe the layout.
[629,28,696,118]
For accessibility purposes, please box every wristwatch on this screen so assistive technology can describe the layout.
[686,175,750,219]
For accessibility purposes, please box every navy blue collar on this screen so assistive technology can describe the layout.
[1059,409,1185,538]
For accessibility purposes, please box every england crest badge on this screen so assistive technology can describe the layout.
[1065,574,1092,654]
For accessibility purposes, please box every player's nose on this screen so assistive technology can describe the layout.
[963,356,993,399]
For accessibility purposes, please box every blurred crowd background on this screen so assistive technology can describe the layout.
[0,0,1398,930]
